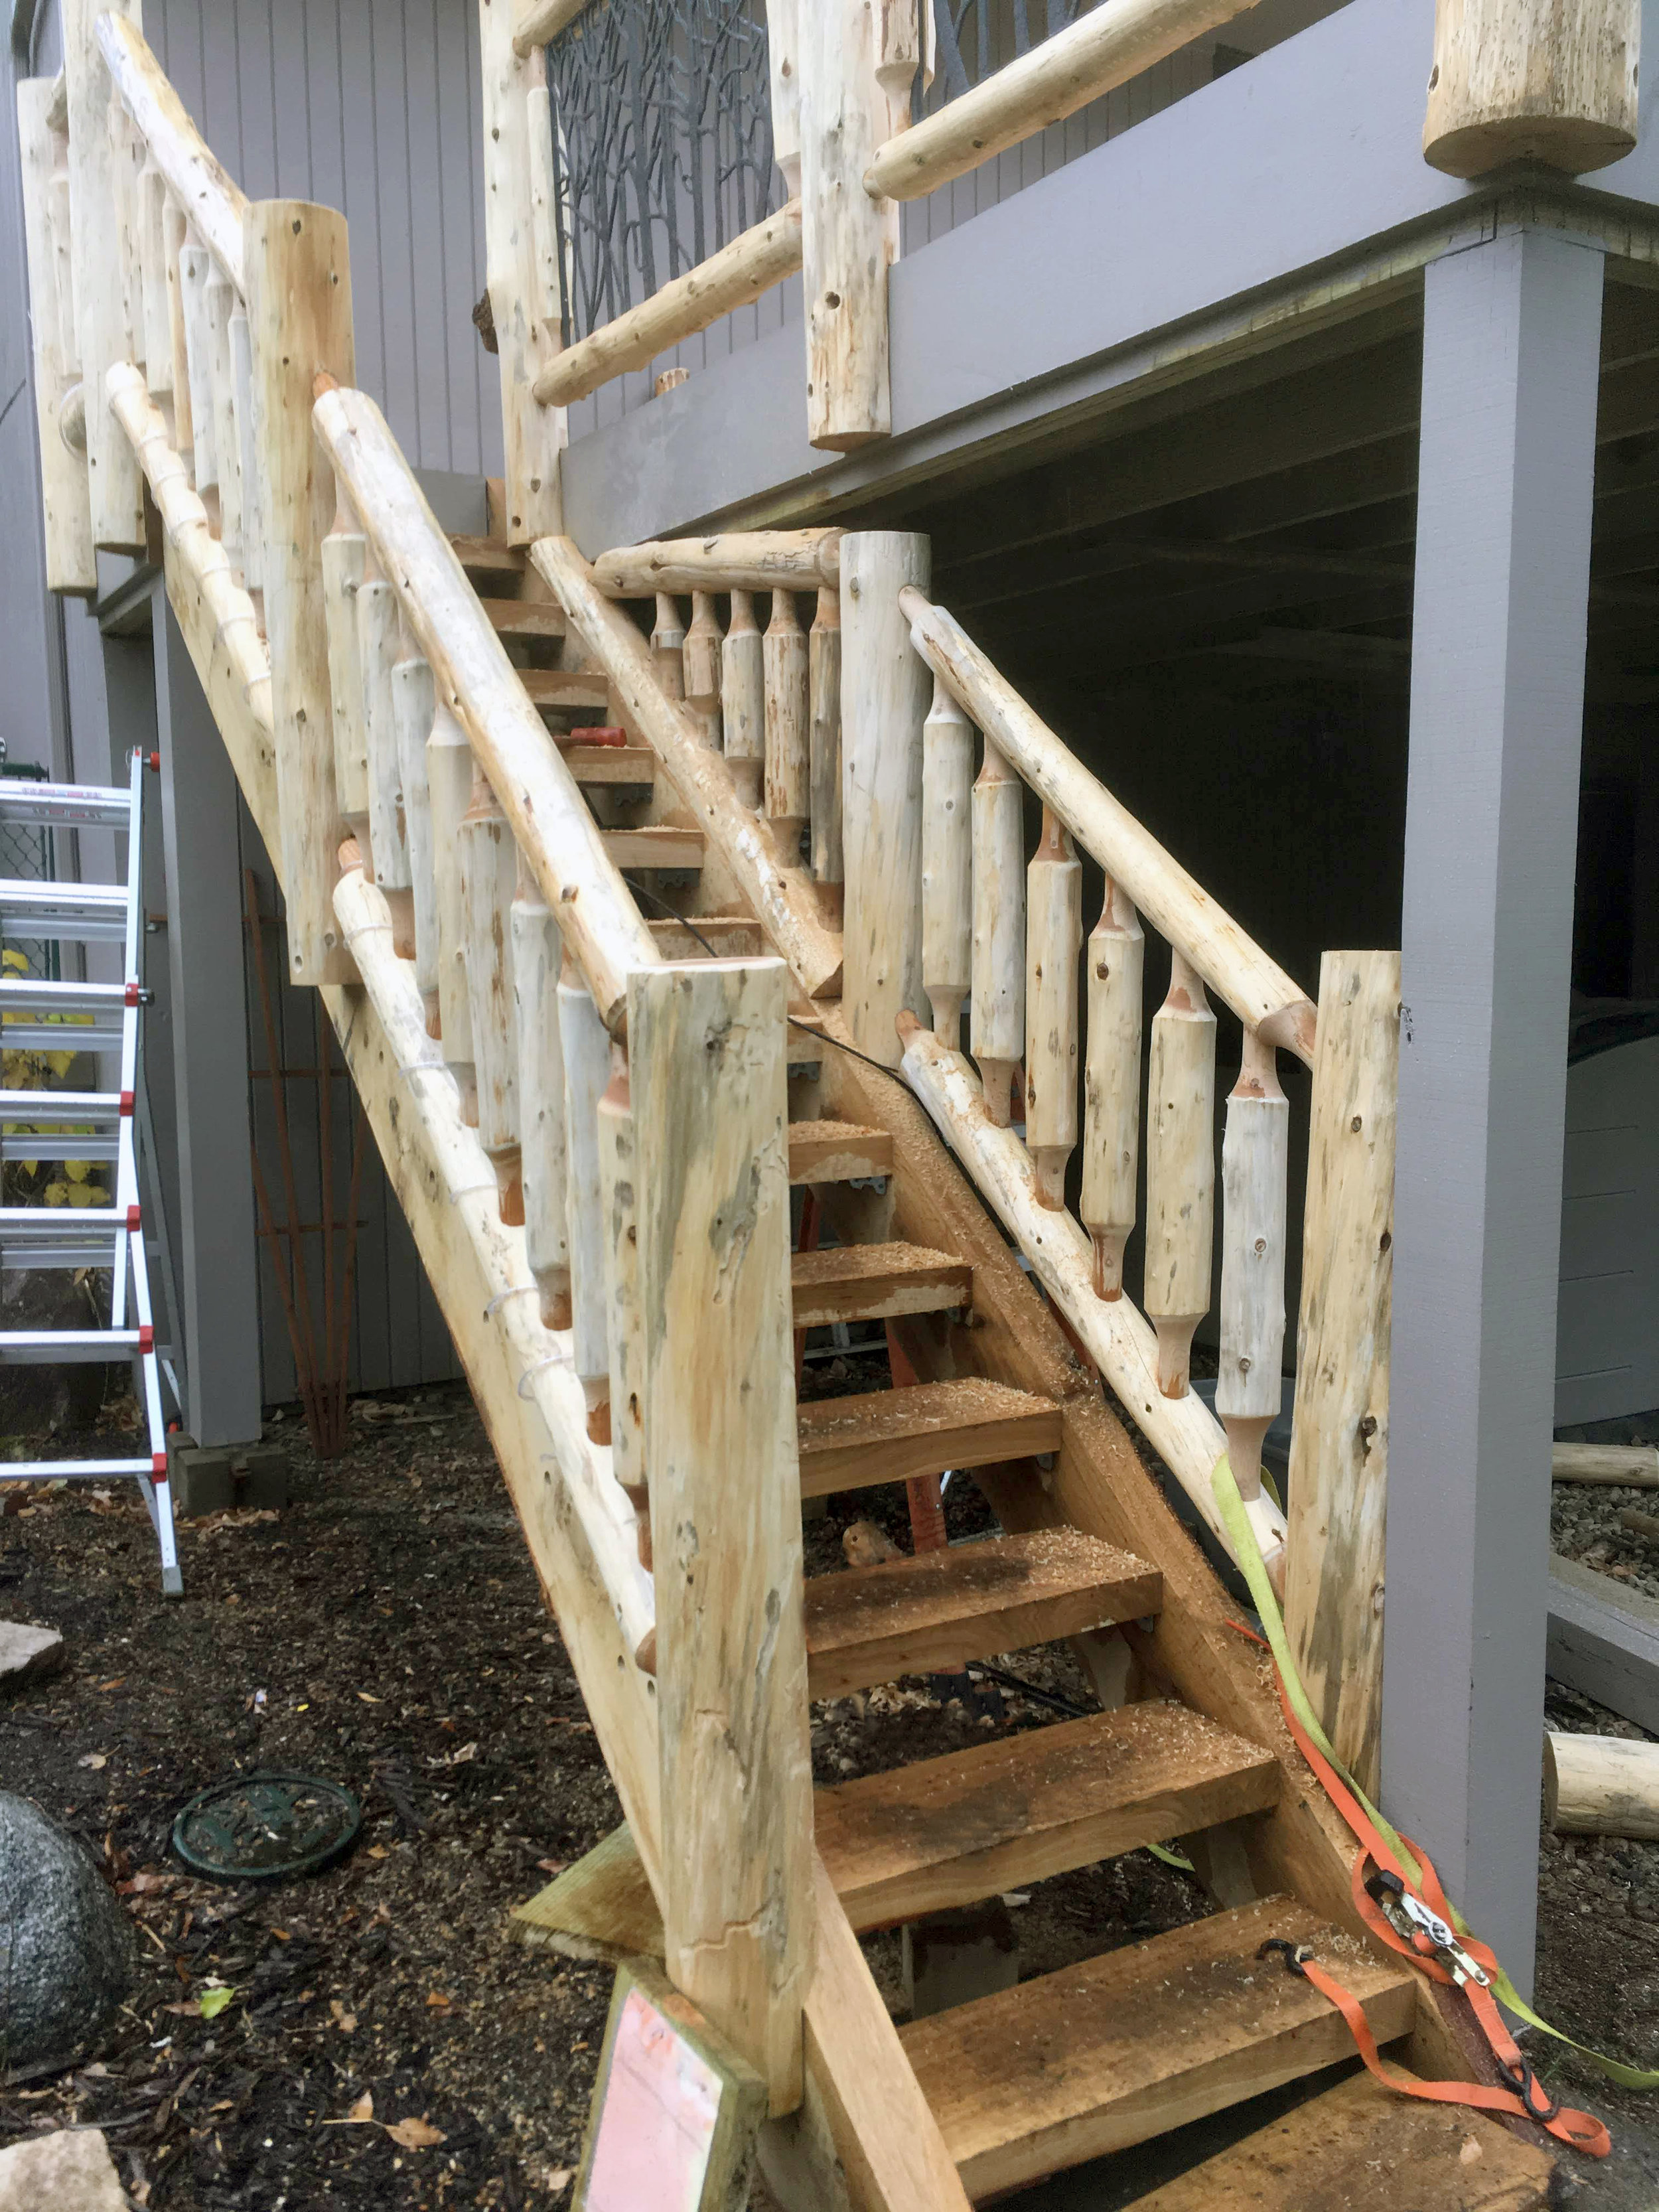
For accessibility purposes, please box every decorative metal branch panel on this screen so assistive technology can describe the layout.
[928,1,1103,108]
[545,0,781,346]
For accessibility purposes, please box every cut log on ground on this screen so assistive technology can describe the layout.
[1553,1441,1659,1486]
[1545,1729,1659,1839]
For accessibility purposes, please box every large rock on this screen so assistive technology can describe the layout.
[0,1621,63,1691]
[0,2128,128,2211]
[0,1794,133,2083]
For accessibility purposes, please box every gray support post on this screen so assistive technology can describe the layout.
[1383,228,1604,2000]
[152,598,263,1449]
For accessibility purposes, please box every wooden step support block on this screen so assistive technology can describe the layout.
[791,1243,972,1331]
[602,826,707,871]
[559,745,658,786]
[1118,2063,1555,2210]
[520,668,614,713]
[480,595,566,640]
[804,1529,1161,1699]
[796,1378,1063,1497]
[788,1120,895,1185]
[510,1822,664,1966]
[648,916,768,961]
[819,1706,1279,1931]
[449,533,527,577]
[902,1899,1416,2200]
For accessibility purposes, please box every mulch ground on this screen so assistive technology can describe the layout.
[3,1368,1659,2208]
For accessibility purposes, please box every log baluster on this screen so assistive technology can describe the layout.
[971,734,1024,1126]
[559,950,613,1443]
[357,572,415,953]
[107,102,143,378]
[162,199,192,471]
[136,157,168,400]
[1025,807,1081,1208]
[650,592,685,701]
[460,769,524,1226]
[177,230,216,494]
[510,860,571,1331]
[722,587,765,806]
[809,584,843,883]
[230,306,259,599]
[1080,878,1143,1299]
[203,268,242,569]
[426,705,477,1116]
[763,588,810,846]
[390,634,439,1030]
[1144,950,1215,1396]
[597,1045,649,1568]
[1217,1027,1289,1502]
[921,674,972,1043]
[321,489,370,854]
[49,165,78,381]
[684,589,723,747]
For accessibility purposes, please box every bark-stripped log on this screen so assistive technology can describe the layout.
[322,512,371,848]
[684,589,723,749]
[597,1049,648,1568]
[96,13,250,293]
[594,530,841,599]
[1217,1028,1289,1503]
[460,773,524,1225]
[427,705,477,1106]
[358,575,415,932]
[921,674,972,1044]
[722,589,766,807]
[765,0,802,192]
[391,644,440,1021]
[800,0,899,447]
[178,234,216,492]
[1424,0,1640,176]
[204,268,242,567]
[68,0,145,550]
[512,871,571,1331]
[972,735,1024,1126]
[1081,878,1143,1299]
[17,80,94,595]
[137,157,170,400]
[764,589,810,840]
[1546,1730,1659,1838]
[1144,950,1214,1397]
[904,592,1316,1063]
[809,585,843,884]
[560,953,613,1442]
[1025,808,1081,1209]
[650,593,685,702]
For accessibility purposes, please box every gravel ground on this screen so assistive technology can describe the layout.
[4,1365,1659,2207]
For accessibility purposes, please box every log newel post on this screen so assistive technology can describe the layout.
[800,0,900,449]
[630,957,812,2116]
[244,198,355,985]
[479,0,565,541]
[1423,0,1640,177]
[1285,950,1399,1803]
[841,531,931,1065]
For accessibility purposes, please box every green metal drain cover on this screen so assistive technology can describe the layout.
[172,1773,361,1883]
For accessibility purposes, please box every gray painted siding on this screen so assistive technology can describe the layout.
[1557,1039,1659,1426]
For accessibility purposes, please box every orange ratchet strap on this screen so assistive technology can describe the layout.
[1234,1621,1611,2158]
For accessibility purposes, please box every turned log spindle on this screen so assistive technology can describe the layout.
[460,769,524,1226]
[972,733,1025,1127]
[511,855,572,1331]
[322,486,370,853]
[722,587,766,807]
[559,950,613,1444]
[137,159,169,402]
[357,574,415,956]
[1025,807,1081,1208]
[1144,950,1215,1397]
[651,592,685,701]
[921,673,972,1043]
[177,230,216,494]
[684,589,723,748]
[230,307,259,601]
[764,588,810,847]
[203,268,242,571]
[1218,1026,1289,1503]
[597,1045,650,1569]
[809,584,843,883]
[162,200,192,470]
[1081,878,1144,1299]
[390,634,439,1029]
[426,705,477,1116]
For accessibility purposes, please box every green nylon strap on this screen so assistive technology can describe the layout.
[1211,1453,1659,2094]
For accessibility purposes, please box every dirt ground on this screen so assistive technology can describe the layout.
[1,1367,1658,2208]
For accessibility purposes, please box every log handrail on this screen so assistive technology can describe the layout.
[532,201,803,408]
[96,13,249,297]
[593,528,842,599]
[902,587,1317,1064]
[313,388,663,1035]
[512,0,595,57]
[864,0,1261,204]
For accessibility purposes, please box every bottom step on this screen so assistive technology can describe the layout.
[1122,2063,1554,2211]
[900,1898,1417,2199]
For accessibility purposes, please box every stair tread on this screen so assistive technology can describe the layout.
[559,744,658,784]
[797,1378,1063,1496]
[451,534,526,575]
[480,595,566,638]
[788,1120,895,1185]
[901,1898,1417,2199]
[602,826,705,868]
[1119,2064,1555,2211]
[805,1529,1161,1700]
[648,916,767,959]
[521,668,613,710]
[792,1243,972,1331]
[819,1703,1279,1932]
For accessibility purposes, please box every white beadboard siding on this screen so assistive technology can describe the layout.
[1557,1038,1659,1426]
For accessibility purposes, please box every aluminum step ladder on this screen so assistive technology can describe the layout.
[0,755,180,1593]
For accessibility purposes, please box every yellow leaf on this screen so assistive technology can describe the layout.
[2,949,25,972]
[384,2117,445,2150]
[47,1051,74,1077]
[348,2092,374,2123]
[43,1182,69,1207]
[65,1159,91,1181]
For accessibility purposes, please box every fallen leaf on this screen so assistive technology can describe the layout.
[97,1677,126,1692]
[536,1859,566,1877]
[330,1999,358,2033]
[384,2116,445,2151]
[546,2172,573,2197]
[366,1844,389,1860]
[356,1691,382,1704]
[269,1927,291,1942]
[348,2092,374,2123]
[1459,2136,1484,2166]
[197,1986,236,2020]
[425,1990,452,2011]
[77,1753,109,1771]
